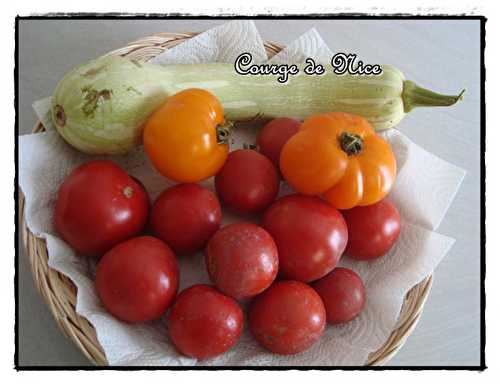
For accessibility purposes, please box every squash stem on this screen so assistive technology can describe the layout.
[402,80,465,113]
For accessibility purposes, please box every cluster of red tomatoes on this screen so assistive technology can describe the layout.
[54,117,401,360]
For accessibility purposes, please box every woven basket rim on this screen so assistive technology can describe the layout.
[20,31,433,367]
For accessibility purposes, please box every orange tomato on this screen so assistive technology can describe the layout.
[143,89,229,183]
[280,112,396,210]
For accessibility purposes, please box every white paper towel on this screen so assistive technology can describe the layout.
[20,21,465,366]
[150,20,268,65]
[268,28,333,65]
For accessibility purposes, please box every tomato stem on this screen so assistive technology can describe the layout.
[339,132,363,156]
[216,122,233,144]
[123,186,134,198]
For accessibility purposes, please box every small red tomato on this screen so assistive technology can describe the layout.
[96,236,179,323]
[342,199,401,260]
[55,160,149,256]
[206,222,278,300]
[151,183,221,255]
[215,149,279,214]
[313,267,365,324]
[262,194,348,282]
[257,117,301,167]
[167,284,243,359]
[249,281,326,355]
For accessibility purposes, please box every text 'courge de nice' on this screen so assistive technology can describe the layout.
[234,52,383,84]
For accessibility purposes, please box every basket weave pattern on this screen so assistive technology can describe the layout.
[20,32,433,366]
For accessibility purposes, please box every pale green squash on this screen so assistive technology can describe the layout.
[51,55,464,154]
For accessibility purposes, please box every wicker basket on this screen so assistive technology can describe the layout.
[20,32,433,366]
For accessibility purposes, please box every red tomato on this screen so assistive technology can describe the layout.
[215,149,279,214]
[96,236,179,323]
[342,199,401,260]
[262,194,348,282]
[54,160,149,257]
[151,183,221,255]
[205,222,278,300]
[257,117,301,167]
[249,280,326,355]
[167,284,243,359]
[313,267,365,324]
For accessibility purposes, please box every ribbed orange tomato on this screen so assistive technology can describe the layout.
[143,89,229,183]
[280,112,396,210]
